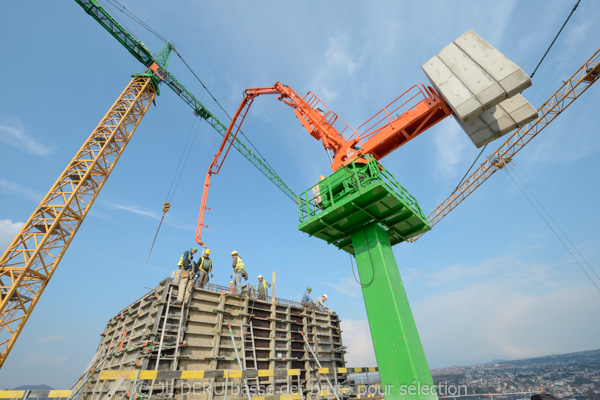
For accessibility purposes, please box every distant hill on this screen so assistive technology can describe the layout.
[432,348,600,371]
[13,385,54,390]
[490,348,600,367]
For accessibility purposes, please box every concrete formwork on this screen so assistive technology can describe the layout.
[75,278,347,400]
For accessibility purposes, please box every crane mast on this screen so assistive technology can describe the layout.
[0,76,157,368]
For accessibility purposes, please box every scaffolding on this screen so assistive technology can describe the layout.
[75,279,347,400]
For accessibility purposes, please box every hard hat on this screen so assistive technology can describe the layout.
[191,247,198,252]
[231,250,238,256]
[229,281,233,285]
[307,287,312,291]
[205,249,211,255]
[323,294,328,299]
[258,275,263,279]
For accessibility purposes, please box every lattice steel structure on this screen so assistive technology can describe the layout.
[0,75,157,368]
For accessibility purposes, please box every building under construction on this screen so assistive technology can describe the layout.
[73,278,347,400]
[1,1,598,399]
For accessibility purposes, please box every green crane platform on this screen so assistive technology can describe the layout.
[298,156,430,254]
[298,156,437,399]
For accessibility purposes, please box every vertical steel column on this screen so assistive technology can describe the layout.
[350,224,436,400]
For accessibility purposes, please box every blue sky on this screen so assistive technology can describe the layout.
[1,0,599,389]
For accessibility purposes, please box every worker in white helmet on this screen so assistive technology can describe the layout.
[255,274,271,300]
[313,294,329,312]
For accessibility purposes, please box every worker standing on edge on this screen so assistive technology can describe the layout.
[301,287,313,308]
[230,251,247,296]
[196,248,213,288]
[314,294,329,312]
[255,275,271,300]
[176,256,198,305]
[175,247,197,284]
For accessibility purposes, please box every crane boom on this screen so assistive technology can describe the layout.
[74,0,297,202]
[410,47,600,242]
[0,76,157,368]
[195,82,453,244]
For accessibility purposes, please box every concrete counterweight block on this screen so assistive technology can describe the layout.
[423,28,535,147]
[422,29,532,124]
[438,42,506,112]
[422,55,483,122]
[457,94,539,148]
[454,29,532,97]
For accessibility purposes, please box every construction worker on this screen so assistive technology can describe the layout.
[301,287,313,307]
[176,254,198,305]
[255,275,271,300]
[229,281,234,294]
[314,294,329,312]
[196,249,213,289]
[230,251,247,296]
[175,247,198,284]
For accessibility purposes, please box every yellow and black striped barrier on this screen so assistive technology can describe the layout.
[0,391,72,399]
[99,366,378,380]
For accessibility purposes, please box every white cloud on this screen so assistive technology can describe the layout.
[0,119,54,156]
[413,255,600,368]
[0,178,43,202]
[111,203,160,220]
[0,219,24,251]
[53,355,68,365]
[484,1,517,48]
[309,33,364,104]
[328,275,362,298]
[432,124,467,179]
[324,35,358,76]
[37,335,64,344]
[340,319,376,367]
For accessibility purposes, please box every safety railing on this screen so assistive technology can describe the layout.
[354,84,430,142]
[297,155,428,224]
[303,91,356,138]
[202,282,311,310]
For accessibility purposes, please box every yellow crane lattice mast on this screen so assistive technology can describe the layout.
[0,75,157,368]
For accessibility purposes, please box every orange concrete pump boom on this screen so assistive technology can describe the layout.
[195,82,454,245]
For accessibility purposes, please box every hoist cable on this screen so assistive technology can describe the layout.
[104,0,287,191]
[504,166,600,294]
[452,144,488,194]
[146,118,202,262]
[530,0,581,78]
[350,227,376,288]
[508,165,600,283]
[171,119,202,203]
[103,0,168,43]
[172,50,287,184]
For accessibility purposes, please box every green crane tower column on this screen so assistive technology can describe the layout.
[298,156,436,399]
[351,224,436,399]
